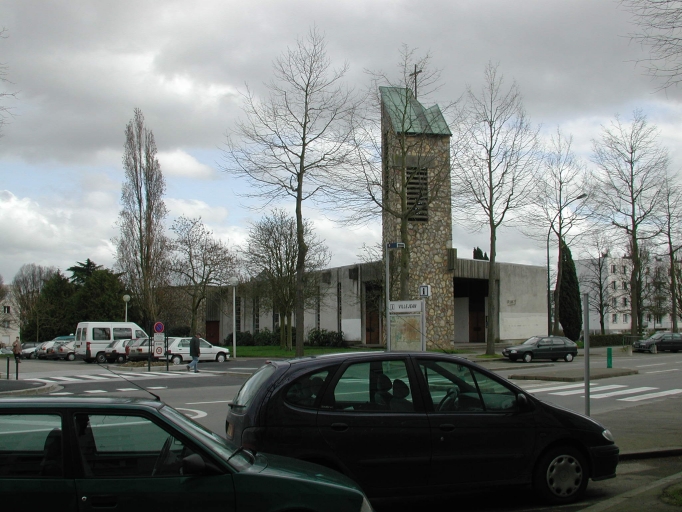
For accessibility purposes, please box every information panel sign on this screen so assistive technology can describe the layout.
[388,300,425,351]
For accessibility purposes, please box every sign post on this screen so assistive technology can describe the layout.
[151,322,164,372]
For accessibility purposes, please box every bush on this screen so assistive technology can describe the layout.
[167,325,191,337]
[253,328,277,346]
[224,331,254,346]
[583,334,629,347]
[307,328,345,347]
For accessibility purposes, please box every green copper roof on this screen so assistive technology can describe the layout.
[380,86,452,136]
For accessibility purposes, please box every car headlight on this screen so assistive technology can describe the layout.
[510,349,517,354]
[359,496,374,512]
[602,429,615,442]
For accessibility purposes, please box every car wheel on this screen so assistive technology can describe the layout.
[172,355,183,365]
[67,353,75,361]
[95,352,107,364]
[565,353,574,362]
[650,346,656,354]
[523,352,533,363]
[116,355,126,364]
[216,353,226,363]
[533,446,588,504]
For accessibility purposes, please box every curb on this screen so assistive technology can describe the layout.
[0,383,61,396]
[620,448,682,461]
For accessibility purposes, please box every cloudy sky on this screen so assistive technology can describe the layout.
[1,0,681,282]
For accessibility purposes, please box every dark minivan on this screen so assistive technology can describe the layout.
[225,352,618,506]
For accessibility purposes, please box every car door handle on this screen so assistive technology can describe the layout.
[331,423,348,432]
[86,495,118,508]
[439,424,455,432]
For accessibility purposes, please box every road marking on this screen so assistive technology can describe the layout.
[175,407,207,419]
[551,385,626,396]
[83,389,108,394]
[78,375,110,380]
[591,387,658,399]
[50,392,74,395]
[619,389,682,402]
[635,363,669,368]
[645,369,679,374]
[230,367,259,370]
[50,376,82,382]
[526,383,586,393]
[25,378,58,383]
[146,386,167,390]
[116,388,138,392]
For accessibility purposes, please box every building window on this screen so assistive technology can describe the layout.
[406,168,428,222]
[611,281,617,291]
[622,297,628,307]
[611,264,617,274]
[1,320,9,328]
[656,315,663,323]
[612,297,617,307]
[252,297,259,333]
[622,281,628,290]
[316,286,321,330]
[648,314,652,322]
[2,306,9,314]
[623,314,629,323]
[272,313,279,331]
[612,314,618,323]
[622,266,627,274]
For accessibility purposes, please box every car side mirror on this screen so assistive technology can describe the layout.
[516,393,532,412]
[182,453,206,475]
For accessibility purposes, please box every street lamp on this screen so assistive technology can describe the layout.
[385,242,405,351]
[122,294,130,322]
[228,277,239,360]
[546,193,587,335]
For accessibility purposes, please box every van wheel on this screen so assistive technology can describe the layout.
[67,353,75,361]
[95,352,107,364]
[216,353,226,363]
[172,355,183,365]
[534,446,588,504]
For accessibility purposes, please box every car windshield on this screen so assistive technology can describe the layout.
[232,363,278,408]
[159,405,251,470]
[649,333,665,341]
[522,337,542,346]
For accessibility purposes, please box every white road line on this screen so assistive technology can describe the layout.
[645,369,680,374]
[551,385,626,396]
[50,392,74,395]
[591,387,658,399]
[636,363,669,368]
[50,376,82,382]
[230,367,259,370]
[25,378,57,383]
[146,386,167,390]
[83,389,107,394]
[78,375,110,380]
[619,389,682,402]
[526,383,587,393]
[116,388,138,392]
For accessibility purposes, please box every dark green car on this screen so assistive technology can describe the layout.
[0,397,373,512]
[502,336,578,363]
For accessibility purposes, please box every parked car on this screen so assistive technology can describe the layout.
[166,337,230,365]
[0,396,372,512]
[56,341,76,361]
[225,352,618,506]
[125,338,154,362]
[502,335,578,363]
[633,332,682,353]
[20,342,41,359]
[44,341,68,360]
[35,336,75,360]
[105,338,134,363]
[74,322,147,363]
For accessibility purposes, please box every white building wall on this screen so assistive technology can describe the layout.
[498,263,546,341]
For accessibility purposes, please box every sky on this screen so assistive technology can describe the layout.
[1,0,682,283]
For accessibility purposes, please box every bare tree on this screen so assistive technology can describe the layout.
[11,264,57,342]
[591,109,667,336]
[578,236,614,335]
[170,216,237,334]
[523,128,589,334]
[242,209,330,349]
[621,0,682,88]
[452,62,541,354]
[657,173,682,332]
[223,27,356,357]
[0,274,7,304]
[337,46,453,300]
[114,108,170,328]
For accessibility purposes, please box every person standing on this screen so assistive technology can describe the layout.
[12,336,21,363]
[187,333,201,373]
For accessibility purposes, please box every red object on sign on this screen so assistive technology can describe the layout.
[154,322,164,333]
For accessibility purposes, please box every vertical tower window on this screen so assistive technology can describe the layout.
[337,282,342,333]
[406,168,428,221]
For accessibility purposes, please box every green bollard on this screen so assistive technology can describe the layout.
[607,347,612,369]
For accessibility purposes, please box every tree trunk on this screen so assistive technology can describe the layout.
[552,239,564,335]
[295,167,308,357]
[286,311,293,351]
[486,225,497,355]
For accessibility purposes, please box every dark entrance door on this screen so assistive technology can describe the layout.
[205,321,219,345]
[454,278,489,343]
[365,282,382,344]
[469,311,485,343]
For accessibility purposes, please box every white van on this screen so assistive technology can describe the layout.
[74,322,148,363]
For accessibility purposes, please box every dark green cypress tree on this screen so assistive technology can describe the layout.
[559,240,582,341]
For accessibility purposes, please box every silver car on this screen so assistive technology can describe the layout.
[166,337,229,365]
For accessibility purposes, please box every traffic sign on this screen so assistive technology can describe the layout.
[419,284,432,298]
[154,322,164,333]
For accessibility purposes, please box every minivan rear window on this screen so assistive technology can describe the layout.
[113,328,132,340]
[92,328,110,341]
[232,364,277,408]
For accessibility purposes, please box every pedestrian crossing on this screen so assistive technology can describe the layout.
[517,381,682,403]
[26,370,208,386]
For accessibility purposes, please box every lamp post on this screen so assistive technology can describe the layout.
[122,295,130,322]
[546,193,587,335]
[228,278,238,360]
[385,242,405,351]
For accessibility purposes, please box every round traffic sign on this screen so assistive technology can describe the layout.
[154,346,163,355]
[154,322,164,333]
